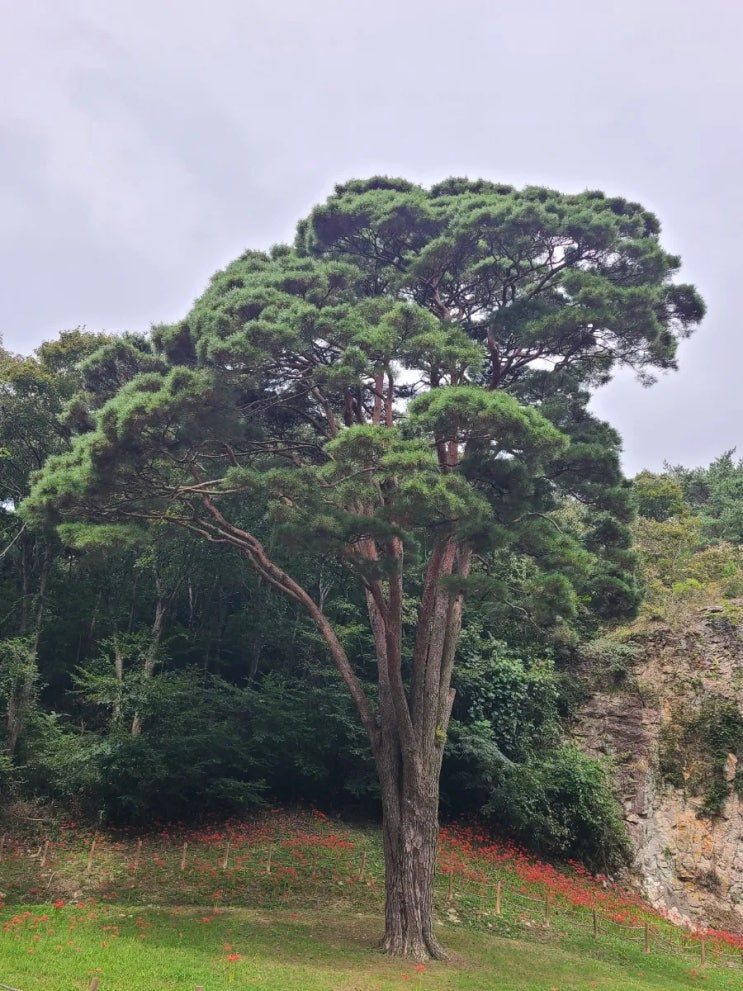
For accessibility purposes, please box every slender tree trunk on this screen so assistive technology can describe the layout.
[131,567,168,736]
[187,578,195,632]
[7,541,48,755]
[32,546,51,652]
[247,637,262,680]
[112,639,124,725]
[6,641,37,757]
[127,570,140,634]
[6,680,28,756]
[19,541,30,635]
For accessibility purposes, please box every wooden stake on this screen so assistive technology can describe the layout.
[447,869,453,902]
[495,880,502,915]
[0,833,6,859]
[644,921,650,954]
[86,838,96,875]
[544,893,550,927]
[358,850,367,881]
[181,841,188,872]
[134,838,142,872]
[89,978,100,991]
[266,843,273,874]
[196,986,205,991]
[222,839,231,870]
[41,839,50,868]
[592,908,598,939]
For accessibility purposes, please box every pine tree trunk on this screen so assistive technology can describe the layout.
[377,737,446,961]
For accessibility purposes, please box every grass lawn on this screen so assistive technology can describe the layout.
[2,904,740,991]
[1,811,742,990]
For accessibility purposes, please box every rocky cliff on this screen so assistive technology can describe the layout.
[575,602,743,931]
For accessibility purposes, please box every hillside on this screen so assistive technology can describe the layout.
[2,809,743,990]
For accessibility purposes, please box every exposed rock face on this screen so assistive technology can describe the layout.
[575,604,743,931]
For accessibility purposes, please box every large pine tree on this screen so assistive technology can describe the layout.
[24,178,704,959]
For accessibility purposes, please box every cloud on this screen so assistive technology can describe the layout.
[2,0,742,470]
[0,4,227,268]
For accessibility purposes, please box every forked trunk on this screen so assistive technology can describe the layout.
[188,503,465,960]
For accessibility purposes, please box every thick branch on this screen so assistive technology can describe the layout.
[436,545,472,742]
[185,475,378,747]
[383,535,417,762]
[372,371,384,425]
[385,370,394,428]
[409,538,456,736]
[311,386,339,439]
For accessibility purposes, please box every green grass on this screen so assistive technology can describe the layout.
[1,904,739,991]
[1,811,742,990]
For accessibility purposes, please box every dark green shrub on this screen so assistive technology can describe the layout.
[699,780,730,818]
[451,628,560,762]
[482,746,632,872]
[26,670,266,823]
[247,668,378,808]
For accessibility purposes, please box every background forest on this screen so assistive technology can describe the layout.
[2,329,742,872]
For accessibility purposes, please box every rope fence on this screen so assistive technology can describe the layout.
[434,866,743,965]
[3,832,743,974]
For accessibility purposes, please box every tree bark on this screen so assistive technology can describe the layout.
[377,738,446,961]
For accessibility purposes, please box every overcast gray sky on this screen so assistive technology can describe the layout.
[1,0,740,474]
